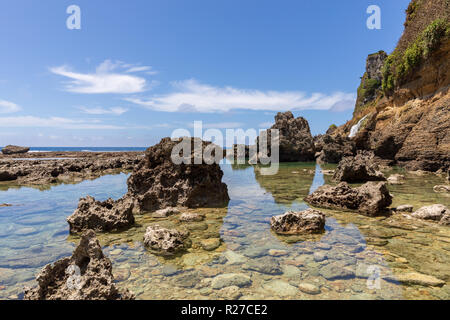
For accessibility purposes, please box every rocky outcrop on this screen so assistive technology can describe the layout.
[179,212,205,222]
[314,134,355,164]
[333,151,386,182]
[270,209,325,234]
[0,151,143,185]
[1,145,30,155]
[411,204,450,225]
[23,230,134,300]
[143,224,190,256]
[126,137,229,212]
[257,111,315,162]
[304,182,392,216]
[335,0,450,172]
[354,51,387,112]
[67,196,135,233]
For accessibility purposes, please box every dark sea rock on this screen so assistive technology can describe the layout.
[67,196,135,233]
[1,145,30,155]
[270,209,325,234]
[314,134,355,164]
[23,230,134,300]
[126,137,230,212]
[333,151,386,182]
[256,111,315,162]
[305,181,392,216]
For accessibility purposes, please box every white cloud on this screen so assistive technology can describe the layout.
[50,60,148,94]
[78,106,129,115]
[187,122,245,129]
[0,116,125,130]
[126,79,356,113]
[0,100,21,113]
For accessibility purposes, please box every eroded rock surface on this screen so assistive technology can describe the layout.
[270,209,326,234]
[257,111,315,162]
[333,151,386,182]
[23,230,134,300]
[411,204,450,225]
[305,182,392,216]
[67,196,135,233]
[143,224,190,256]
[314,134,355,164]
[126,137,229,212]
[1,145,29,155]
[0,151,142,185]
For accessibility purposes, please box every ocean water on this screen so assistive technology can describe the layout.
[0,163,449,300]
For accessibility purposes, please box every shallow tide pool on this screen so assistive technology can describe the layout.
[0,163,449,300]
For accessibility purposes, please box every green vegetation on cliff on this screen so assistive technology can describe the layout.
[382,8,450,93]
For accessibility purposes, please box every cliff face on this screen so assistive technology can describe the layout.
[339,0,450,171]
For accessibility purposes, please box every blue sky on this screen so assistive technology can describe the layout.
[0,0,410,147]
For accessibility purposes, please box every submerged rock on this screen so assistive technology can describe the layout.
[126,137,229,212]
[411,204,450,225]
[387,174,405,185]
[388,272,445,287]
[179,212,205,222]
[270,209,325,234]
[67,196,135,233]
[211,273,252,289]
[333,151,386,183]
[23,230,134,300]
[143,224,190,256]
[304,182,392,216]
[152,207,180,218]
[433,185,450,193]
[394,204,414,213]
[1,145,30,155]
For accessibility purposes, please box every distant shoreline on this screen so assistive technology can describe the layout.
[1,147,148,153]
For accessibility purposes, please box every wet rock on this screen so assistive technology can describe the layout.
[174,271,202,288]
[143,224,190,256]
[179,212,205,222]
[200,238,221,251]
[305,182,392,216]
[314,134,355,164]
[262,280,297,297]
[387,174,405,185]
[319,262,355,280]
[242,247,268,258]
[243,257,282,275]
[1,145,29,155]
[217,285,242,300]
[388,272,445,287]
[161,264,179,276]
[126,137,229,212]
[298,283,321,295]
[67,196,135,233]
[0,203,12,207]
[224,250,247,265]
[0,170,17,181]
[152,207,180,218]
[333,151,386,183]
[268,249,288,257]
[411,204,450,223]
[433,185,450,193]
[256,111,315,162]
[270,209,326,234]
[211,273,252,289]
[439,212,450,226]
[23,230,134,300]
[394,204,414,213]
[313,252,328,262]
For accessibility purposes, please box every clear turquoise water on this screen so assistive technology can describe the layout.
[0,164,449,300]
